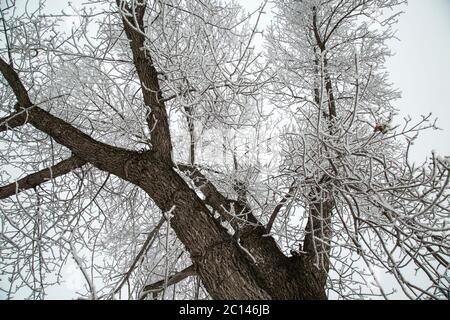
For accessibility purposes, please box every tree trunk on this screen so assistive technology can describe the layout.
[122,154,328,299]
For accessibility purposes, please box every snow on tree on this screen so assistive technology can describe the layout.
[0,0,448,300]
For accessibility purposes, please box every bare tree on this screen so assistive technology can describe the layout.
[0,0,448,300]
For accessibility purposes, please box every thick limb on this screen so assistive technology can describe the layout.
[0,156,86,199]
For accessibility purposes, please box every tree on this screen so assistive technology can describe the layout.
[0,0,448,300]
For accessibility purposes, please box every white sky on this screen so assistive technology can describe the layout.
[386,0,450,162]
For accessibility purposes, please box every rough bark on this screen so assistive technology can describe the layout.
[302,196,334,290]
[178,164,328,299]
[141,265,196,299]
[0,110,28,133]
[118,0,172,163]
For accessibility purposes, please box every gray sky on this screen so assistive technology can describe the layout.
[386,0,450,162]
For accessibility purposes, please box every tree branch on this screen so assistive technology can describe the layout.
[0,56,135,177]
[140,264,196,299]
[184,106,195,165]
[0,58,32,107]
[0,156,86,200]
[113,216,165,296]
[117,0,173,162]
[177,164,259,226]
[266,181,296,233]
[301,192,334,289]
[0,110,28,133]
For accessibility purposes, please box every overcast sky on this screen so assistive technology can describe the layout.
[386,0,450,162]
